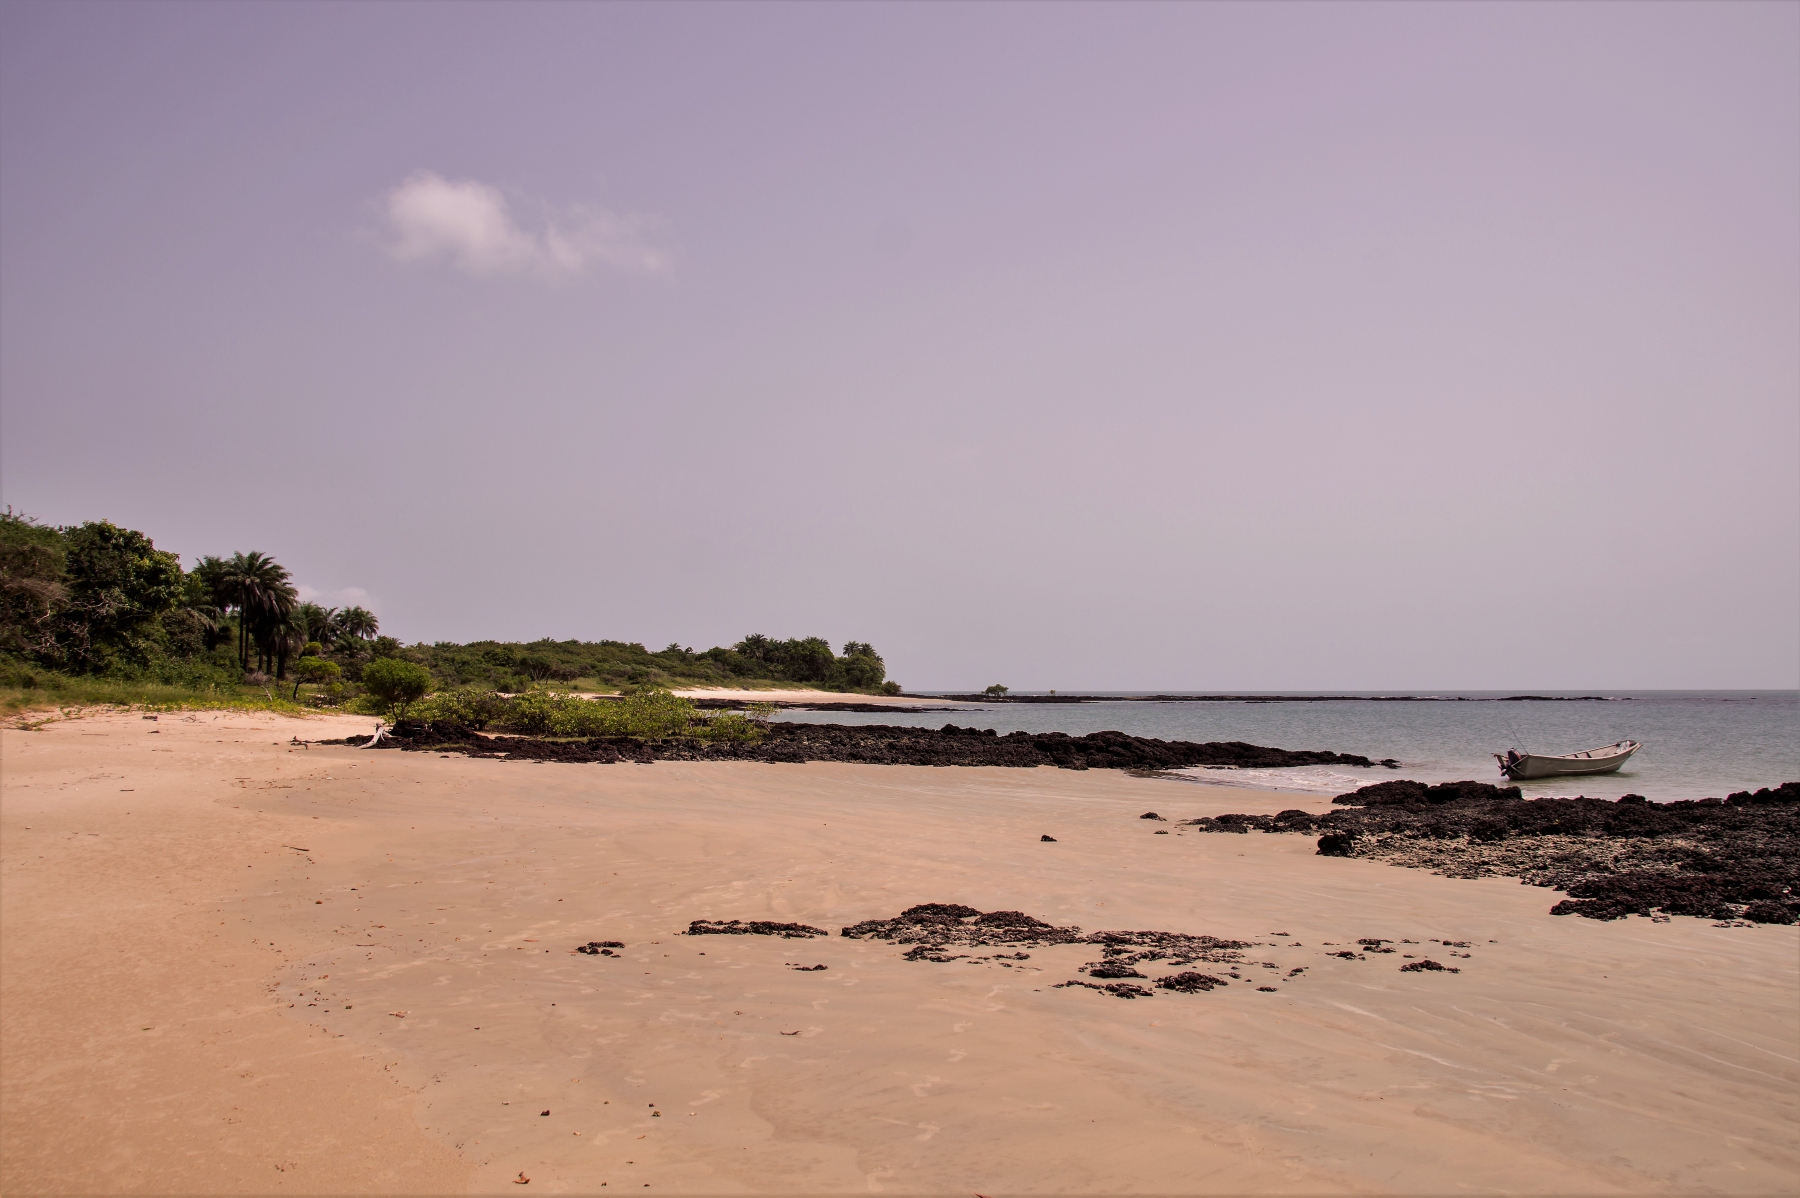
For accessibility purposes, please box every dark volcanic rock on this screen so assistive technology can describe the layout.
[1055,980,1155,998]
[841,905,1086,949]
[1086,963,1147,979]
[1743,900,1797,925]
[1183,781,1800,924]
[1399,959,1460,973]
[684,919,827,939]
[838,906,1255,988]
[1156,971,1230,993]
[1333,779,1522,806]
[355,720,1380,772]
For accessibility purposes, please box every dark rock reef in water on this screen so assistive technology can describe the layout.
[333,718,1383,772]
[1182,781,1800,924]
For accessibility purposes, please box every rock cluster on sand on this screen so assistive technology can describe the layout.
[350,719,1387,772]
[1183,781,1800,923]
[683,919,828,939]
[836,904,1257,996]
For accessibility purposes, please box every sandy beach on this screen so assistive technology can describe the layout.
[3,709,1795,1195]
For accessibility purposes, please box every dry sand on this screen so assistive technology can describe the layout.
[2,710,1795,1195]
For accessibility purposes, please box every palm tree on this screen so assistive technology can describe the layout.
[223,552,294,672]
[338,605,378,641]
[297,602,339,646]
[266,603,308,680]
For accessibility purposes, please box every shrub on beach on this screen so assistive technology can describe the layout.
[415,687,508,730]
[361,657,433,717]
[490,688,714,740]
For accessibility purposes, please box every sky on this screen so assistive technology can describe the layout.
[2,2,1795,691]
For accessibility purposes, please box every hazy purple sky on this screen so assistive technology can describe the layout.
[3,2,1795,690]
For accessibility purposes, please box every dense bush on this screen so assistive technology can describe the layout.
[1,509,899,710]
[404,634,894,694]
[406,688,768,742]
[361,658,433,716]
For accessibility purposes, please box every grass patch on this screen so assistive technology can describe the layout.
[1,672,308,719]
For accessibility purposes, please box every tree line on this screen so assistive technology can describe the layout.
[0,511,897,696]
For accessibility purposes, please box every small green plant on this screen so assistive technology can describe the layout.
[361,657,433,718]
[693,711,764,742]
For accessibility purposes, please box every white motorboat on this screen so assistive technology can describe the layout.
[1495,740,1641,780]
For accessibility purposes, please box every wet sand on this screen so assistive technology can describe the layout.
[3,711,1796,1194]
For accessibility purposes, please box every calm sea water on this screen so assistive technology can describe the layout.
[774,691,1799,800]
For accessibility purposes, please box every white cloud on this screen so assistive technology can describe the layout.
[382,171,666,278]
[296,584,374,610]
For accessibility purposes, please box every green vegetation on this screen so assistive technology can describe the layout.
[360,658,433,717]
[0,509,900,720]
[419,688,764,741]
[983,683,1010,697]
[400,634,896,695]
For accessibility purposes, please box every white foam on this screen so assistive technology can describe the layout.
[1164,765,1382,796]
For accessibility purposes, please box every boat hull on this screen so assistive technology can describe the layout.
[1497,741,1641,780]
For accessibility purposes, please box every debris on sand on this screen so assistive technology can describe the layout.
[789,963,827,971]
[1399,959,1460,973]
[576,941,625,955]
[684,919,827,939]
[1155,971,1230,993]
[841,905,1257,997]
[1056,980,1154,999]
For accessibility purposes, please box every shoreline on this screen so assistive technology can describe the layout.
[4,710,1795,1193]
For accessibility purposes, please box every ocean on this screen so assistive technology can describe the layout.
[773,690,1799,800]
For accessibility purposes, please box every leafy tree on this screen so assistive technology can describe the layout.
[983,684,1009,697]
[291,654,340,699]
[0,511,67,660]
[361,657,432,716]
[58,521,184,671]
[839,641,886,690]
[517,652,564,682]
